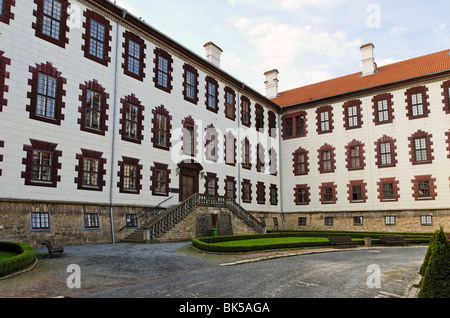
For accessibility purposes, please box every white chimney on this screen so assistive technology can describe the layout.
[360,43,377,76]
[264,69,279,99]
[204,42,223,68]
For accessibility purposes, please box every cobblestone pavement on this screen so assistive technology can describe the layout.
[0,243,427,299]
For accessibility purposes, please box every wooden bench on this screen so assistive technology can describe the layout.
[379,236,407,246]
[329,236,357,247]
[42,241,64,257]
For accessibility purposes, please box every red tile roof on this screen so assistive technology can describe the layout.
[272,49,450,107]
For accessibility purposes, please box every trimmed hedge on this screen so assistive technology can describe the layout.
[192,231,432,253]
[0,242,36,278]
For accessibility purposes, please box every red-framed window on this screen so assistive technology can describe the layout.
[372,93,394,125]
[347,180,368,203]
[224,131,236,166]
[256,182,266,204]
[182,116,198,157]
[268,111,276,138]
[225,176,236,200]
[75,149,106,191]
[293,147,309,176]
[22,139,62,188]
[205,124,219,162]
[442,80,450,114]
[412,175,437,201]
[405,86,430,119]
[82,9,112,66]
[27,62,66,126]
[343,100,363,130]
[154,48,173,93]
[345,140,365,171]
[319,182,337,204]
[241,96,251,127]
[241,137,252,170]
[256,143,265,173]
[119,94,144,144]
[205,76,219,113]
[151,105,172,151]
[255,104,264,132]
[204,172,218,196]
[295,184,310,205]
[241,179,252,203]
[183,64,199,104]
[316,105,334,134]
[151,162,171,196]
[0,0,14,25]
[122,31,146,81]
[408,130,434,165]
[377,178,400,202]
[224,87,236,121]
[282,111,307,140]
[0,51,10,112]
[32,0,70,48]
[318,144,336,174]
[0,140,4,177]
[117,156,142,194]
[270,184,278,206]
[78,80,109,136]
[374,135,397,168]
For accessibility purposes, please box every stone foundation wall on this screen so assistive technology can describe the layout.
[251,209,450,233]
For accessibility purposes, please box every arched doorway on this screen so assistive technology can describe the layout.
[178,160,204,202]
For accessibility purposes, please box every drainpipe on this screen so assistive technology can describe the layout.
[236,83,245,206]
[277,113,285,230]
[109,9,128,244]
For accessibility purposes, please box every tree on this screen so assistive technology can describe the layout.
[418,226,450,298]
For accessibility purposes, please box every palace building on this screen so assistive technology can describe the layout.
[0,0,449,246]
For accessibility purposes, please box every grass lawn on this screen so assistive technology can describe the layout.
[211,237,330,247]
[0,250,18,260]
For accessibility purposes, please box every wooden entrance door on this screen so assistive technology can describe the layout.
[181,175,195,202]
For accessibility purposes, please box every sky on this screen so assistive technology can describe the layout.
[114,0,450,95]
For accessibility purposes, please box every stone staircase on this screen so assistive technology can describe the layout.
[122,194,266,244]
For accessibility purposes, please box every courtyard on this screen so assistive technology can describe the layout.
[0,242,426,301]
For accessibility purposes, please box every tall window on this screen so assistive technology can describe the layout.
[123,31,146,81]
[118,157,143,194]
[75,149,106,191]
[285,118,293,138]
[377,100,389,122]
[154,48,173,93]
[224,88,236,120]
[88,20,105,60]
[27,63,66,126]
[346,140,365,171]
[295,115,305,137]
[225,176,236,200]
[256,182,266,204]
[242,179,252,203]
[152,105,172,151]
[350,146,361,169]
[205,77,219,113]
[124,164,137,191]
[316,106,333,134]
[293,148,308,176]
[182,116,197,157]
[270,184,278,206]
[405,86,429,119]
[22,139,62,188]
[151,162,170,196]
[205,173,218,196]
[155,114,168,147]
[372,93,394,125]
[120,95,144,144]
[295,185,310,205]
[225,132,236,166]
[242,138,251,169]
[128,41,141,76]
[0,51,10,112]
[343,100,362,130]
[125,103,139,140]
[255,105,264,132]
[320,182,337,204]
[283,111,307,139]
[377,178,400,202]
[37,74,57,120]
[375,136,397,168]
[318,144,336,173]
[34,0,69,47]
[0,0,15,25]
[412,175,437,201]
[79,80,109,136]
[409,130,433,165]
[32,150,52,182]
[183,64,199,104]
[82,158,99,188]
[348,180,367,203]
[85,90,102,131]
[241,97,251,127]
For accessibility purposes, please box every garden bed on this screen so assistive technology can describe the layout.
[192,231,432,253]
[0,242,36,278]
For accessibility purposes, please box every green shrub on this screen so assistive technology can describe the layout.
[0,242,36,278]
[418,227,450,298]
